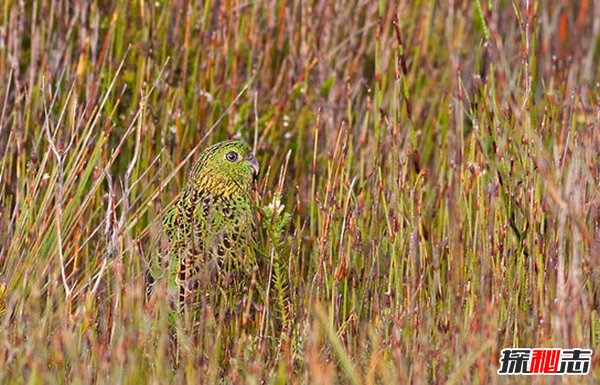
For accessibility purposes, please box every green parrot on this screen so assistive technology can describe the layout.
[159,140,260,311]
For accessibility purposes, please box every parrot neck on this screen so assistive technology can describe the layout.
[194,172,247,200]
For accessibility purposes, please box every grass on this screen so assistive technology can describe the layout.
[0,0,599,384]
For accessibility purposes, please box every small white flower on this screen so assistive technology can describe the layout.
[199,90,213,103]
[267,196,284,216]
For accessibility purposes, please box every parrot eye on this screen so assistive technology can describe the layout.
[225,151,239,162]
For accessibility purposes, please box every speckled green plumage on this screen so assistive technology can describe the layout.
[161,140,259,309]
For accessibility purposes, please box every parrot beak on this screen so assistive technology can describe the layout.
[247,154,260,177]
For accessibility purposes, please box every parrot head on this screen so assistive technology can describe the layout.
[189,140,259,197]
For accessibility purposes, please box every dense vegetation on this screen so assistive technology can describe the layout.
[0,1,598,383]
